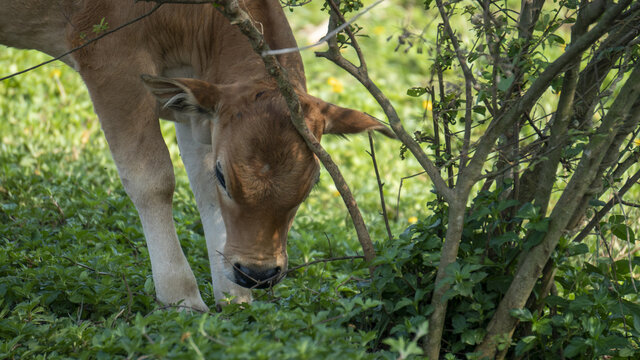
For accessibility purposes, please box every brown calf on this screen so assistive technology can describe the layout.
[0,0,392,311]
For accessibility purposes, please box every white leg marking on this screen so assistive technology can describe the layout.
[175,122,252,305]
[135,202,208,311]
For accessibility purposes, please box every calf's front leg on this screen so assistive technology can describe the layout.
[81,70,208,312]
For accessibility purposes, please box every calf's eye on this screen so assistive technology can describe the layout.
[215,161,226,190]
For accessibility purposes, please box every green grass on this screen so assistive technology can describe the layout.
[0,2,434,359]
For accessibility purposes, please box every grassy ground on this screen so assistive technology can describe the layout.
[0,2,434,359]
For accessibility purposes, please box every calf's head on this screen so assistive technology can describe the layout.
[142,75,393,289]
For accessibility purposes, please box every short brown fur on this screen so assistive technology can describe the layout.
[1,0,393,309]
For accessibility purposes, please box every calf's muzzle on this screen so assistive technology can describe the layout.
[233,263,282,289]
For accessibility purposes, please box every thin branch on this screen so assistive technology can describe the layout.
[122,273,134,316]
[285,255,365,274]
[49,195,66,224]
[368,132,393,241]
[61,256,115,277]
[396,171,427,218]
[572,169,640,244]
[433,0,477,87]
[434,24,455,189]
[262,0,384,57]
[620,200,640,208]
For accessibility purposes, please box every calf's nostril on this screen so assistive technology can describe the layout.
[232,264,282,289]
[263,266,281,279]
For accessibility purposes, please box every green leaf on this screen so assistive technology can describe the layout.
[497,199,520,212]
[611,224,634,242]
[510,308,533,322]
[497,76,515,92]
[461,328,484,345]
[472,105,486,116]
[490,232,519,248]
[548,33,565,44]
[619,347,637,357]
[523,231,545,251]
[407,87,427,97]
[588,198,606,207]
[633,313,640,332]
[585,316,602,338]
[393,298,414,312]
[608,215,625,224]
[144,277,154,294]
[516,203,538,220]
[451,314,466,333]
[569,296,593,311]
[567,243,589,256]
[533,319,552,336]
[0,203,17,211]
[525,218,549,232]
[614,259,633,276]
[564,338,588,357]
[515,335,537,356]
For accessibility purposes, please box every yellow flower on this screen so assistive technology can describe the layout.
[50,69,61,78]
[373,26,385,35]
[408,216,418,224]
[422,100,433,111]
[327,77,344,93]
[81,129,91,145]
[180,332,191,343]
[634,138,640,147]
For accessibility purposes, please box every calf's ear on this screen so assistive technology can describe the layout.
[141,74,224,115]
[300,93,396,138]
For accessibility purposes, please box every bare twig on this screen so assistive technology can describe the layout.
[620,200,640,208]
[262,0,384,57]
[395,171,427,218]
[285,255,365,275]
[111,307,127,326]
[122,273,134,316]
[572,166,640,245]
[61,256,115,277]
[434,24,454,189]
[49,195,66,224]
[367,132,393,241]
